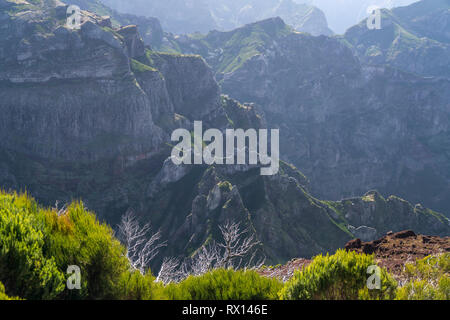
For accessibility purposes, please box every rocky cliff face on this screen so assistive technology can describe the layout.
[0,0,448,268]
[172,16,450,218]
[68,0,165,47]
[0,0,220,178]
[0,0,165,162]
[143,52,221,121]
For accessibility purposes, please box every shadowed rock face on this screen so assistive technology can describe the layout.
[0,0,221,162]
[170,15,450,217]
[147,52,221,121]
[0,0,164,161]
[0,0,448,268]
[221,32,450,215]
[233,39,450,215]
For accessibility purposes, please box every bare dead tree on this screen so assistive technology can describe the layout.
[244,248,266,271]
[118,210,167,274]
[217,221,262,269]
[55,200,68,216]
[156,257,182,284]
[154,220,264,283]
[190,242,221,276]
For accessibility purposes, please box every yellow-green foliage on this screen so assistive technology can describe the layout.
[165,269,283,300]
[0,192,65,299]
[396,253,449,300]
[42,202,129,299]
[0,281,20,300]
[0,191,129,300]
[280,249,397,300]
[116,271,166,300]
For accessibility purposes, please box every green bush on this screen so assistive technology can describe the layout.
[0,191,130,300]
[396,253,449,300]
[41,201,130,299]
[0,281,20,300]
[280,249,397,300]
[165,269,283,300]
[115,271,167,300]
[0,192,65,299]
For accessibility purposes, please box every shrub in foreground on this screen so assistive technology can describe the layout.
[279,249,397,300]
[0,191,130,300]
[0,192,65,299]
[115,271,167,300]
[396,253,449,300]
[42,201,130,299]
[165,268,283,300]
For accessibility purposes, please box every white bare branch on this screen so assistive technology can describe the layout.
[156,257,181,284]
[153,220,263,283]
[118,210,167,274]
[217,221,261,269]
[191,243,221,276]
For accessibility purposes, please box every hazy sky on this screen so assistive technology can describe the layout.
[297,0,419,33]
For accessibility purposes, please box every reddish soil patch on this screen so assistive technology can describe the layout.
[345,230,450,276]
[258,258,311,282]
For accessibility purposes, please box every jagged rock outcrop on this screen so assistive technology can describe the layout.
[0,0,224,188]
[172,16,450,217]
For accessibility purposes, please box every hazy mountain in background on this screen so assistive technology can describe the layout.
[100,0,333,35]
[168,2,450,217]
[297,0,419,33]
[344,0,450,78]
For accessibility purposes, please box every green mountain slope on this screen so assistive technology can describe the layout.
[344,0,450,78]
